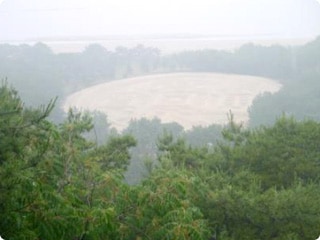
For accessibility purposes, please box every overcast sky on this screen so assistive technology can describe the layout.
[0,0,320,41]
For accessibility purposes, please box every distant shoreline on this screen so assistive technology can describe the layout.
[0,35,313,55]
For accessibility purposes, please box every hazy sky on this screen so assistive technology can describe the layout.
[0,0,320,40]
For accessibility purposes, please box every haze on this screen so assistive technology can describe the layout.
[1,0,320,41]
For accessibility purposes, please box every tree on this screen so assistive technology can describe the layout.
[115,167,211,240]
[154,114,320,239]
[216,116,320,189]
[0,84,136,239]
[0,83,56,239]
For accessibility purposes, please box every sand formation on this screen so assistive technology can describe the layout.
[63,73,282,130]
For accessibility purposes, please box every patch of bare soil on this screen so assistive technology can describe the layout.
[63,73,281,130]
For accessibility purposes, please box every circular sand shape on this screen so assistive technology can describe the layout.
[63,72,282,130]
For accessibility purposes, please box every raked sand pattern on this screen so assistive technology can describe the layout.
[63,73,282,130]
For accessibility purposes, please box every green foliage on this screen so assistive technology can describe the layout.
[249,37,320,127]
[1,84,213,240]
[115,168,211,240]
[0,83,56,239]
[216,116,320,189]
[183,124,222,148]
[94,135,137,171]
[155,115,320,239]
[123,117,184,184]
[202,171,320,240]
[210,117,320,238]
[0,85,135,239]
[157,131,208,169]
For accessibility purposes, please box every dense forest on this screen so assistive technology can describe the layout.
[1,36,320,239]
[1,84,320,239]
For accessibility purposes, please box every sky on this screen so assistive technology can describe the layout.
[0,0,320,41]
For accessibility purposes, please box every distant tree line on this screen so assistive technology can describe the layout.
[247,37,320,126]
[0,43,160,121]
[0,36,319,112]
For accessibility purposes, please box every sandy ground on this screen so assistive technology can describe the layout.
[63,73,282,131]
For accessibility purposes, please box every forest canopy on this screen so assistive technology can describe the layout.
[1,83,320,239]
